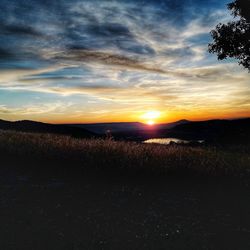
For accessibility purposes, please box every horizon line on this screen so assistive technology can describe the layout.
[1,116,250,125]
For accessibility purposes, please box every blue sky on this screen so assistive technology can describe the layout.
[0,0,249,123]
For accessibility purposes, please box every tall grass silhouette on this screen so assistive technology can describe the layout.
[1,130,249,176]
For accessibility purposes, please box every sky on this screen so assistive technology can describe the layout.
[0,0,249,124]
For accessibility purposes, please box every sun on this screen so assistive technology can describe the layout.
[147,120,155,125]
[141,111,161,125]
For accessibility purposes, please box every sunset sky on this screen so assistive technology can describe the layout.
[0,0,249,124]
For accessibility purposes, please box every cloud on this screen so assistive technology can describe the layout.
[53,48,165,74]
[0,48,14,59]
[1,24,43,37]
[0,102,73,116]
[0,0,249,122]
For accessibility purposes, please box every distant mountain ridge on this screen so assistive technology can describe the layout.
[1,118,249,144]
[0,119,96,138]
[82,118,250,143]
[67,119,190,134]
[169,118,250,144]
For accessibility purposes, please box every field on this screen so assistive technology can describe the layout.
[1,130,250,249]
[1,130,250,176]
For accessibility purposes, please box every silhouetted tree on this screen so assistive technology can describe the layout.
[208,0,250,70]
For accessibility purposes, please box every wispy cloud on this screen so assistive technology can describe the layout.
[53,49,166,74]
[0,0,249,122]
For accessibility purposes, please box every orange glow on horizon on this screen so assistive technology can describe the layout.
[6,109,250,125]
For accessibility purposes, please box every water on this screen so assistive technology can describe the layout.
[144,138,204,145]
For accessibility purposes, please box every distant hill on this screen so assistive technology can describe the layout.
[97,118,250,144]
[168,118,250,144]
[67,119,190,135]
[0,119,96,138]
[69,122,145,134]
[1,118,249,144]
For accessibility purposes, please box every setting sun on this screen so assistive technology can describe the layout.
[141,111,161,125]
[147,120,155,125]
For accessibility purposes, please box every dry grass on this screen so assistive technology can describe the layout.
[1,130,249,176]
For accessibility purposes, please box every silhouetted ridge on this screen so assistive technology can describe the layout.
[0,119,96,138]
[170,118,250,144]
[68,120,190,134]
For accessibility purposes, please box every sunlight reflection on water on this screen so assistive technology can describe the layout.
[144,138,202,145]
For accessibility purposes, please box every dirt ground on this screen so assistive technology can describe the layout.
[1,163,250,250]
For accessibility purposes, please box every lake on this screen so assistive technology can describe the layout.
[144,138,204,145]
